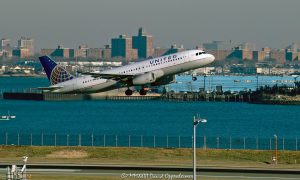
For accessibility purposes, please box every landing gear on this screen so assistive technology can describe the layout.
[125,88,133,96]
[192,76,197,81]
[139,88,147,96]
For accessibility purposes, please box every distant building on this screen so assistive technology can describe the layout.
[18,37,34,56]
[1,38,11,51]
[252,51,266,62]
[50,45,75,58]
[87,48,102,59]
[12,48,30,58]
[162,44,185,55]
[285,50,298,61]
[102,45,111,61]
[269,50,286,64]
[132,27,153,59]
[40,48,55,56]
[111,35,137,61]
[153,47,169,58]
[0,38,12,58]
[76,45,89,58]
[202,41,236,50]
[230,48,253,60]
[205,50,233,61]
[230,65,257,74]
[286,42,299,52]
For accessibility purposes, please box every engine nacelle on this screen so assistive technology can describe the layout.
[151,75,176,86]
[132,70,164,85]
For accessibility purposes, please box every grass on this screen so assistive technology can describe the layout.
[1,145,300,168]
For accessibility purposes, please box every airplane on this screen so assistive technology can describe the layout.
[38,49,215,95]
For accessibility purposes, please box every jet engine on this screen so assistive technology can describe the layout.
[151,75,175,86]
[132,70,164,85]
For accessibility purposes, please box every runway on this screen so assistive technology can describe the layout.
[1,164,300,180]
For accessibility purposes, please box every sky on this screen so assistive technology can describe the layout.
[0,0,299,50]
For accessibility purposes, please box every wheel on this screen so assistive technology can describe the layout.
[139,89,147,96]
[192,76,197,81]
[125,89,133,96]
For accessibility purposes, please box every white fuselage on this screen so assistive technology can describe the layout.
[50,50,214,93]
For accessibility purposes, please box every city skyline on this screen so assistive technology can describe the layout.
[0,0,300,50]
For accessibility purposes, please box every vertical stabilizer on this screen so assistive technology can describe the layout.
[39,56,73,85]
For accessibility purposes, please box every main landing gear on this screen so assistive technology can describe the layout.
[124,87,148,96]
[125,88,133,96]
[139,88,147,96]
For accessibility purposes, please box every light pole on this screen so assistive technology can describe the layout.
[294,75,300,88]
[274,134,278,165]
[203,75,207,92]
[193,115,207,180]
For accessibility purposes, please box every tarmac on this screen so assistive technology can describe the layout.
[1,164,300,179]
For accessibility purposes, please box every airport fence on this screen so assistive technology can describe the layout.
[0,132,299,151]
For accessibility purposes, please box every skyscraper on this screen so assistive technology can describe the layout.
[0,38,10,51]
[111,35,137,61]
[132,28,153,59]
[18,37,35,56]
[0,38,12,57]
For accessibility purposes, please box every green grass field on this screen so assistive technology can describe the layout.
[1,146,300,179]
[1,145,300,168]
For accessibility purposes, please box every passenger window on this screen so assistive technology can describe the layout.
[196,53,198,56]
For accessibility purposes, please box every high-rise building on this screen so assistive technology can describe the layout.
[18,37,35,56]
[132,28,153,59]
[270,50,286,64]
[87,48,102,59]
[111,35,137,61]
[286,43,299,52]
[76,45,89,58]
[253,51,266,62]
[12,48,30,58]
[0,38,12,58]
[50,45,75,58]
[205,50,233,61]
[102,45,112,61]
[1,38,10,51]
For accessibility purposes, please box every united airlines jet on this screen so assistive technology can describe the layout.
[38,50,215,95]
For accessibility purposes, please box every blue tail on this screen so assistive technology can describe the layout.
[39,56,74,85]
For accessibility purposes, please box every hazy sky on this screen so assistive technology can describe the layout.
[0,0,299,50]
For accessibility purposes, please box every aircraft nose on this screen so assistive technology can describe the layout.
[208,54,215,63]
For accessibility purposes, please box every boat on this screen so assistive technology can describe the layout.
[0,111,16,121]
[234,80,241,83]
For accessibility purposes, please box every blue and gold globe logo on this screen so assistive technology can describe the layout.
[50,66,73,85]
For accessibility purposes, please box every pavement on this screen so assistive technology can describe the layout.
[1,164,300,180]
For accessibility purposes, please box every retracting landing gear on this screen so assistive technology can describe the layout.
[125,88,133,96]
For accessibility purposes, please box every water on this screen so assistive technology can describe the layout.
[0,76,299,140]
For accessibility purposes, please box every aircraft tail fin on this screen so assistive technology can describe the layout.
[39,56,74,85]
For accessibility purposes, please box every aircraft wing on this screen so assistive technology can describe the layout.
[81,72,135,81]
[36,86,64,91]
